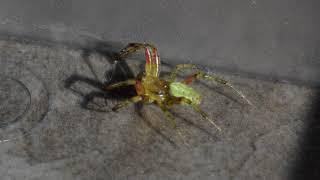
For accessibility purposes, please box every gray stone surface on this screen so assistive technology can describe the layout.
[0,38,317,179]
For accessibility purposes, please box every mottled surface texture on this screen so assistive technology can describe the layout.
[0,1,320,179]
[0,38,317,180]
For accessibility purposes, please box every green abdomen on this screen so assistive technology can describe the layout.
[169,82,201,105]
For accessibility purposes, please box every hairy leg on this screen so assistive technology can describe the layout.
[160,106,177,129]
[111,96,142,111]
[179,97,221,131]
[169,64,197,82]
[169,64,252,105]
[105,79,136,90]
[191,105,222,131]
[118,43,160,77]
[160,106,189,145]
[193,71,253,106]
[118,43,156,58]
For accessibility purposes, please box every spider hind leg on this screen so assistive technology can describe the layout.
[191,105,222,131]
[169,63,252,106]
[160,106,191,146]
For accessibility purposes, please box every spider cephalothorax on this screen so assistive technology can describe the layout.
[106,43,252,131]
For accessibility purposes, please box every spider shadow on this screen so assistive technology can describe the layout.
[64,74,132,112]
[80,40,136,83]
[65,40,137,110]
[133,105,219,146]
[134,104,178,148]
[65,73,179,148]
[170,110,219,140]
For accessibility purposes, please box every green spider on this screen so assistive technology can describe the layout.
[106,43,252,131]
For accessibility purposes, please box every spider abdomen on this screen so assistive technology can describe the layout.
[169,82,201,106]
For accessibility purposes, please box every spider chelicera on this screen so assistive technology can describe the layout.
[106,43,252,131]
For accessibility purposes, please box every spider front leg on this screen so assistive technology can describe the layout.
[118,43,156,58]
[111,96,142,111]
[105,79,136,90]
[104,79,140,111]
[117,43,160,77]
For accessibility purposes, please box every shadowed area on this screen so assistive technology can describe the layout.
[290,90,320,179]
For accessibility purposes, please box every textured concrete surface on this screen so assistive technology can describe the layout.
[0,0,319,87]
[1,1,320,179]
[0,38,317,180]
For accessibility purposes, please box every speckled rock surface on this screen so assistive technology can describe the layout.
[0,38,317,180]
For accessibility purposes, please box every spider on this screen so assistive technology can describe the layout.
[106,43,252,131]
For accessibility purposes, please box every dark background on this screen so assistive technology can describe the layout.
[0,0,319,87]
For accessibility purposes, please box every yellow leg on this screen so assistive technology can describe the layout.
[169,64,197,82]
[169,63,252,106]
[160,106,177,129]
[118,42,160,77]
[112,96,142,111]
[191,105,221,131]
[160,106,190,146]
[195,72,253,106]
[105,79,136,90]
[118,43,156,58]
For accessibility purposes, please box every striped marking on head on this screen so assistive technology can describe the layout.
[144,47,152,64]
[152,48,160,76]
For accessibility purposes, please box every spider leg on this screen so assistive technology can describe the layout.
[118,43,160,77]
[111,96,142,111]
[191,104,222,131]
[178,97,221,131]
[194,71,253,106]
[160,106,189,146]
[169,64,197,82]
[105,79,136,90]
[160,106,177,129]
[169,64,252,105]
[118,43,156,58]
